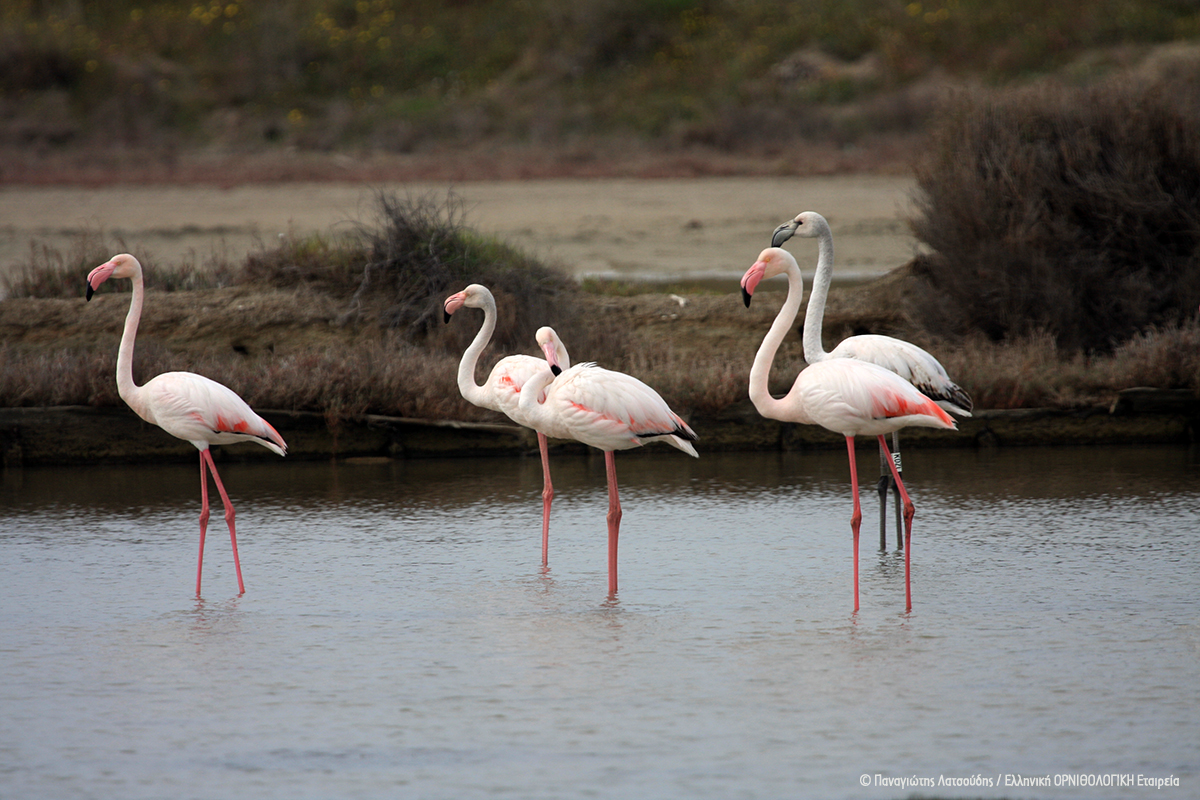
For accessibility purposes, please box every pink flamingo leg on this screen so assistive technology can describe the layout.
[605,450,622,597]
[878,435,915,611]
[196,450,211,597]
[201,449,245,595]
[538,432,553,567]
[845,436,861,613]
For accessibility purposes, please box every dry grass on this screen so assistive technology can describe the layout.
[927,317,1200,410]
[2,299,1197,420]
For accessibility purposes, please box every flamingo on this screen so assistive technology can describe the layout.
[771,211,971,549]
[518,327,698,596]
[85,254,287,596]
[443,284,570,566]
[741,248,956,612]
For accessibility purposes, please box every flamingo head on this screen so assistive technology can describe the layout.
[536,326,565,376]
[85,254,141,301]
[740,247,795,307]
[770,211,829,248]
[442,283,493,323]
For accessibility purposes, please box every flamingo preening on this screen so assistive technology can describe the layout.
[443,284,570,566]
[741,248,956,612]
[86,254,287,596]
[771,212,971,550]
[518,327,698,596]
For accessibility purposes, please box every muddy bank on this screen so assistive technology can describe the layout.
[2,390,1196,467]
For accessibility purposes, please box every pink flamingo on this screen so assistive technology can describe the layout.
[771,211,972,549]
[741,248,956,612]
[444,284,571,566]
[86,254,287,596]
[518,327,698,596]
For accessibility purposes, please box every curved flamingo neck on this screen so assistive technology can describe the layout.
[116,269,146,415]
[802,222,835,363]
[517,367,556,428]
[749,260,807,423]
[456,294,498,406]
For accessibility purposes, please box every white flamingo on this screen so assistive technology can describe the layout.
[771,211,971,548]
[518,326,698,596]
[443,284,570,566]
[86,254,287,596]
[741,248,956,612]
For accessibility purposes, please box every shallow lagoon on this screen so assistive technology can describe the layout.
[2,445,1198,799]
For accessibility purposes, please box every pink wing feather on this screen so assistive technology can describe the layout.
[141,372,287,455]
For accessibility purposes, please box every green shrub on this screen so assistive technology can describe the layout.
[909,78,1200,352]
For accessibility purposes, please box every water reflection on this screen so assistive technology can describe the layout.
[7,443,1194,514]
[1,445,1198,799]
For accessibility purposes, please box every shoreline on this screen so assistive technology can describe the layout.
[3,390,1196,467]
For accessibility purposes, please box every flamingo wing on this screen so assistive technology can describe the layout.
[141,372,287,455]
[548,364,698,454]
[794,360,956,437]
[828,334,973,415]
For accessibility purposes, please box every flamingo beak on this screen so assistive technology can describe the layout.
[85,262,116,301]
[541,339,563,376]
[771,220,800,248]
[443,291,466,323]
[740,261,766,307]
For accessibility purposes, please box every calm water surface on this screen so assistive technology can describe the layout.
[2,446,1198,799]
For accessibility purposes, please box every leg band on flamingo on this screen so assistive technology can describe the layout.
[878,435,914,611]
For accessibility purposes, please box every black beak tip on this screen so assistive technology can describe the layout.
[770,225,793,248]
[741,287,752,308]
[85,283,94,301]
[443,309,451,324]
[550,365,562,377]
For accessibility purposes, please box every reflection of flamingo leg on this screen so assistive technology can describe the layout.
[846,436,861,614]
[538,432,553,567]
[878,435,915,611]
[605,451,622,598]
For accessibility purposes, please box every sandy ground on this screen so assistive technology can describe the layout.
[0,175,920,288]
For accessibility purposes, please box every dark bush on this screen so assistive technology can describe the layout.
[342,191,581,353]
[908,78,1200,352]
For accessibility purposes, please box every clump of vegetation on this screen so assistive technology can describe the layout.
[241,190,610,358]
[344,192,574,349]
[908,77,1200,352]
[4,0,1198,162]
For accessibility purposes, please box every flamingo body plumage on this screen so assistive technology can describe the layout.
[86,254,286,596]
[741,247,955,612]
[444,284,570,565]
[519,327,698,595]
[133,371,287,455]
